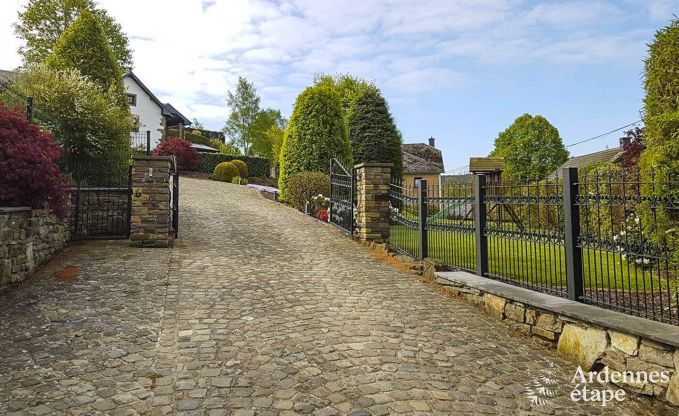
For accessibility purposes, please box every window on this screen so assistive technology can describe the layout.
[127,94,137,106]
[414,177,422,188]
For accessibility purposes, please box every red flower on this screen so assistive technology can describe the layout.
[316,208,329,222]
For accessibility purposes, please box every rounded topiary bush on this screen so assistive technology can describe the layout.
[213,161,239,182]
[231,159,248,178]
[286,171,330,210]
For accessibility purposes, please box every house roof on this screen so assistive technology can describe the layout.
[191,143,219,153]
[549,147,623,179]
[163,102,192,127]
[0,69,16,83]
[402,143,445,174]
[123,72,171,116]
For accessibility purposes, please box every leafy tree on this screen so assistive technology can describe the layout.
[6,64,132,185]
[152,138,199,171]
[15,0,132,70]
[250,108,285,160]
[219,141,242,156]
[45,10,125,105]
[192,118,204,129]
[279,85,350,199]
[639,18,679,250]
[223,76,260,154]
[490,113,568,180]
[347,88,403,177]
[619,127,645,169]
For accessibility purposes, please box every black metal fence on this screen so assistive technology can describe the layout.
[329,158,355,234]
[131,131,152,155]
[388,167,679,325]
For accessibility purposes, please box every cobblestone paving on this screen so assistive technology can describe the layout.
[0,177,669,415]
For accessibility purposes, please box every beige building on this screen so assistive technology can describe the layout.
[402,137,445,196]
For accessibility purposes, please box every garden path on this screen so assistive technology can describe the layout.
[0,177,668,415]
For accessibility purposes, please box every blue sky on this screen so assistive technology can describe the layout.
[1,0,677,170]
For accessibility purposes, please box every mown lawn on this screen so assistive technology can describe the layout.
[390,224,670,292]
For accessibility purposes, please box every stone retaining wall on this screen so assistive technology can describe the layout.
[0,207,69,288]
[435,272,679,406]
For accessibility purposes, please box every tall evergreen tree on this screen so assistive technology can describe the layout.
[347,88,403,177]
[45,10,126,105]
[279,85,350,199]
[15,0,133,70]
[639,18,679,251]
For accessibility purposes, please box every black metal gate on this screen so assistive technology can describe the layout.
[69,167,132,240]
[170,167,179,238]
[329,158,355,234]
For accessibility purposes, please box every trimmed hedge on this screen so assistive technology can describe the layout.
[213,161,239,182]
[192,153,269,177]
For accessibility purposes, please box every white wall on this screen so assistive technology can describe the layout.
[124,77,164,149]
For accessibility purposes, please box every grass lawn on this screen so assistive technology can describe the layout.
[390,224,671,293]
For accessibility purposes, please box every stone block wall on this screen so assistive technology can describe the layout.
[436,276,679,406]
[130,156,175,247]
[355,163,392,243]
[0,207,69,288]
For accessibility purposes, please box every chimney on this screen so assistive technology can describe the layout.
[619,136,630,149]
[428,136,435,148]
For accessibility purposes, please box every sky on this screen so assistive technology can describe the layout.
[1,0,677,171]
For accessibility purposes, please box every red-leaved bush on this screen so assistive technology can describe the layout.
[152,137,199,171]
[0,104,68,216]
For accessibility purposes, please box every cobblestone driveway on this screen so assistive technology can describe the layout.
[0,178,667,415]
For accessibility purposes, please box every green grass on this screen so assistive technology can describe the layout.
[390,224,670,293]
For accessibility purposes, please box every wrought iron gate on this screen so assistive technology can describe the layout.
[70,167,132,240]
[329,158,355,234]
[170,167,179,238]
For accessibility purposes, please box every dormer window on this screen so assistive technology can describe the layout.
[127,94,137,106]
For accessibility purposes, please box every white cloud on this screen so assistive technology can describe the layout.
[0,0,663,129]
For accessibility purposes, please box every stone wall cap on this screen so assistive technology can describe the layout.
[132,155,177,170]
[354,162,394,169]
[436,270,679,348]
[0,207,32,213]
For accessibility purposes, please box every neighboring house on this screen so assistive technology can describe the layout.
[402,137,445,193]
[123,72,192,149]
[548,138,626,179]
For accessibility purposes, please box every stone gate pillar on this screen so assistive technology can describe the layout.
[130,155,175,247]
[354,162,392,243]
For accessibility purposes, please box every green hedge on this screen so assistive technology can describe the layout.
[192,153,270,177]
[167,128,217,148]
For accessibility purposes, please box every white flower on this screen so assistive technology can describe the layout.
[620,231,626,236]
[324,197,330,202]
[634,216,640,225]
[643,258,650,265]
[613,235,619,242]
[622,254,627,260]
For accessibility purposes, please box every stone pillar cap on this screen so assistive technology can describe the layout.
[354,162,394,169]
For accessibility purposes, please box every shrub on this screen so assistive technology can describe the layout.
[231,175,241,184]
[348,88,403,177]
[0,104,68,216]
[213,161,239,182]
[152,138,198,171]
[193,130,203,136]
[6,64,132,185]
[231,159,248,177]
[640,18,679,254]
[192,153,269,177]
[286,171,330,210]
[279,85,350,199]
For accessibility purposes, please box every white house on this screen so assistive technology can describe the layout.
[123,72,191,149]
